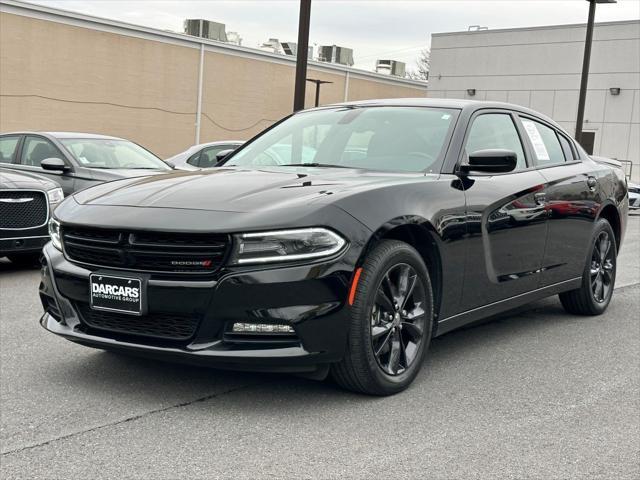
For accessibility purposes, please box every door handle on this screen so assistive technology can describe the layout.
[587,176,597,191]
[534,192,547,205]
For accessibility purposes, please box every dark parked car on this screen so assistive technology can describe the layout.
[165,141,243,170]
[1,168,64,265]
[40,99,628,395]
[0,132,172,195]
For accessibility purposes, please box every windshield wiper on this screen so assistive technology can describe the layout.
[279,163,353,168]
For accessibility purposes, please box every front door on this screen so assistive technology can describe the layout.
[459,111,549,310]
[12,135,76,195]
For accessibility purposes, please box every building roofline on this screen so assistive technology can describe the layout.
[0,0,428,89]
[432,19,640,37]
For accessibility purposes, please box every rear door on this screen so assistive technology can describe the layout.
[517,115,599,286]
[458,110,549,310]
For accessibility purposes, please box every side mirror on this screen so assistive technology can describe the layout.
[215,149,235,164]
[460,149,517,174]
[41,157,70,172]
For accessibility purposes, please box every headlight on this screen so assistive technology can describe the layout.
[48,218,62,250]
[47,187,64,204]
[230,228,347,265]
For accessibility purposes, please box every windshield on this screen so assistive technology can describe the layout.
[226,106,458,173]
[60,139,171,170]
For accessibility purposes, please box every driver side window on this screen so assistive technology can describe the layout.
[20,136,63,167]
[466,114,526,170]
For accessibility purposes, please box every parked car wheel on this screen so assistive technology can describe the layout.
[6,252,41,267]
[332,240,433,395]
[559,218,617,315]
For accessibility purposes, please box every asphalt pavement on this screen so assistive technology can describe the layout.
[1,216,638,479]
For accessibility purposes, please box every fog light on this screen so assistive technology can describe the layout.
[232,323,294,333]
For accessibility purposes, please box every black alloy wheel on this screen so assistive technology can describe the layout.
[590,230,615,304]
[332,240,433,395]
[559,218,617,315]
[370,263,427,376]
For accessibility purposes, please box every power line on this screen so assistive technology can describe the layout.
[0,94,279,133]
[355,44,427,61]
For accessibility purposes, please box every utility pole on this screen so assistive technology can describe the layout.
[293,0,312,112]
[575,0,617,146]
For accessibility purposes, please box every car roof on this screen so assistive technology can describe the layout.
[195,140,244,149]
[2,131,126,141]
[322,98,482,109]
[310,98,562,130]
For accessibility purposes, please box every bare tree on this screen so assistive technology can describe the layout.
[407,48,430,81]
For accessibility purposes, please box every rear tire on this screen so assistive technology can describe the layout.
[559,218,617,315]
[331,240,433,396]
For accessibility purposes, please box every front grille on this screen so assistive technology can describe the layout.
[0,190,48,229]
[62,227,230,273]
[76,303,199,341]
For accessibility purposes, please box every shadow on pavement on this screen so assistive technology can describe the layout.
[0,257,40,274]
[45,294,588,405]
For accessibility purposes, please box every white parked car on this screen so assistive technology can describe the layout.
[165,141,243,170]
[628,181,640,211]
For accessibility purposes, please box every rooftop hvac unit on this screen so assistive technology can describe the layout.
[318,45,354,66]
[375,60,406,77]
[281,42,298,56]
[184,19,228,42]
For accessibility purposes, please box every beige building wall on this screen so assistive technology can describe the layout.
[346,77,423,102]
[0,3,427,159]
[0,12,199,159]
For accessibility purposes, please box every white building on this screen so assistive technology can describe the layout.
[428,20,640,181]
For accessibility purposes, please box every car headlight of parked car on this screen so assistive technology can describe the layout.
[48,218,62,250]
[47,187,64,204]
[230,228,347,265]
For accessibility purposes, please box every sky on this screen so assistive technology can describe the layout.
[29,0,640,72]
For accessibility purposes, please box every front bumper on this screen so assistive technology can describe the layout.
[1,234,49,256]
[39,241,359,373]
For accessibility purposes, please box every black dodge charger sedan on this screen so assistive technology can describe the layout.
[39,99,629,395]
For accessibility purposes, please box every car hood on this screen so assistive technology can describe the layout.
[164,153,190,167]
[73,166,428,213]
[0,168,60,190]
[88,168,172,181]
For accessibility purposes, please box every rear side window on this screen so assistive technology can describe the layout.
[20,136,62,167]
[520,118,565,166]
[0,135,20,164]
[558,134,577,161]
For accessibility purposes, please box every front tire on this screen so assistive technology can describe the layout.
[332,240,433,395]
[559,218,617,315]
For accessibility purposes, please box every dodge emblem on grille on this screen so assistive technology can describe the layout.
[170,259,214,267]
